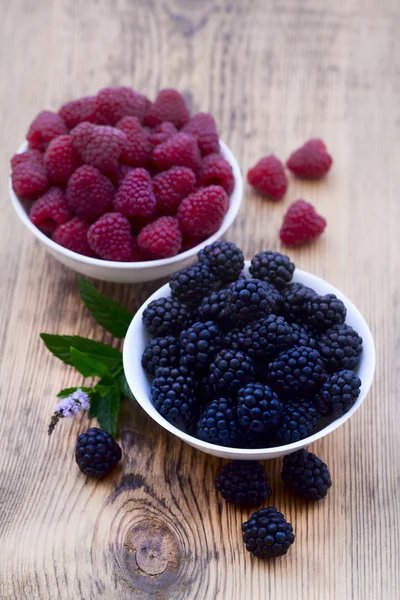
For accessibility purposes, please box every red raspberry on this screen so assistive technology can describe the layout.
[280,199,327,245]
[27,111,67,151]
[11,154,49,200]
[58,96,97,129]
[116,116,150,166]
[144,89,190,129]
[111,163,133,187]
[287,139,333,179]
[137,216,182,258]
[147,122,177,148]
[66,165,114,221]
[114,168,156,218]
[197,153,234,195]
[70,123,126,172]
[52,217,95,257]
[247,154,288,200]
[152,166,196,215]
[11,149,44,168]
[95,87,149,125]
[29,187,72,235]
[152,132,201,171]
[44,135,80,185]
[177,185,228,238]
[182,112,219,156]
[88,212,133,261]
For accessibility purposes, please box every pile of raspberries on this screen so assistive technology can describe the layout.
[11,87,234,261]
[141,242,363,449]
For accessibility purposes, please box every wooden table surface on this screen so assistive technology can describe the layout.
[1,1,399,598]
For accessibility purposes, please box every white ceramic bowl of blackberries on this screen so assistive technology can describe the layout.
[123,245,375,459]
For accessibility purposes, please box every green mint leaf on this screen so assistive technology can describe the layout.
[57,386,94,399]
[92,381,121,438]
[69,347,111,378]
[40,334,122,371]
[78,278,133,339]
[88,392,100,419]
[119,372,135,400]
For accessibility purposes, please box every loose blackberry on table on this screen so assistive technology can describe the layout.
[141,335,180,376]
[216,460,271,506]
[179,320,223,371]
[242,507,295,558]
[281,450,332,501]
[249,250,295,288]
[75,428,122,478]
[314,370,361,417]
[198,240,244,283]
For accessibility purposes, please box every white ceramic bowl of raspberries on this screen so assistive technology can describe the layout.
[9,87,243,283]
[123,247,375,460]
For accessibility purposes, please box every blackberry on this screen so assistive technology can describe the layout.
[237,382,283,434]
[180,321,222,371]
[275,400,320,444]
[238,315,293,361]
[249,250,295,288]
[305,293,346,332]
[142,297,188,337]
[198,240,244,283]
[268,345,327,397]
[280,282,317,323]
[141,335,180,376]
[314,370,361,417]
[216,460,271,506]
[208,349,254,394]
[152,365,197,425]
[222,328,245,351]
[242,507,295,558]
[290,322,317,349]
[170,263,215,307]
[75,428,122,478]
[199,288,230,324]
[260,281,283,313]
[317,323,363,371]
[225,279,273,325]
[282,450,332,500]
[196,397,240,446]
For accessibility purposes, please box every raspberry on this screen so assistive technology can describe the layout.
[182,112,219,156]
[247,154,288,200]
[71,122,126,172]
[27,110,67,151]
[116,116,150,166]
[147,122,177,148]
[114,168,156,218]
[152,166,196,215]
[287,138,333,179]
[144,89,190,129]
[11,149,44,168]
[43,135,80,185]
[52,217,95,257]
[66,165,114,221]
[152,132,201,171]
[95,86,149,125]
[30,187,72,235]
[113,163,133,186]
[137,216,182,258]
[11,153,49,200]
[280,199,327,245]
[177,185,228,238]
[197,153,234,194]
[58,96,97,129]
[87,212,133,261]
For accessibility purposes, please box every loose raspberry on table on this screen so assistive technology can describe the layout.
[280,199,327,245]
[95,86,149,125]
[27,110,67,151]
[71,122,126,172]
[152,132,201,172]
[247,154,288,200]
[114,168,156,218]
[30,187,72,235]
[11,153,49,200]
[58,96,97,129]
[116,116,150,167]
[287,138,333,179]
[197,153,234,195]
[177,185,228,238]
[144,88,190,129]
[87,212,134,261]
[182,112,220,156]
[147,121,178,148]
[152,166,196,215]
[44,135,80,185]
[137,216,182,258]
[66,165,114,221]
[52,217,95,257]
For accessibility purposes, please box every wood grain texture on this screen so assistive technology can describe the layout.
[0,0,399,598]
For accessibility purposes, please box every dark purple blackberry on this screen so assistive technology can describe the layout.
[170,262,215,307]
[282,450,332,500]
[151,365,197,425]
[290,323,317,349]
[225,278,274,325]
[142,297,189,337]
[222,328,245,351]
[199,288,230,324]
[238,315,293,361]
[305,293,346,332]
[75,428,122,478]
[267,345,327,397]
[142,335,180,376]
[249,250,295,288]
[198,241,244,283]
[314,370,361,417]
[180,321,222,371]
[317,323,363,371]
[196,397,240,446]
[242,507,295,558]
[275,400,320,444]
[280,282,317,323]
[260,281,283,313]
[237,382,283,434]
[208,349,254,394]
[216,460,271,506]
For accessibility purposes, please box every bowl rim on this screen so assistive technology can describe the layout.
[9,139,243,270]
[123,266,376,457]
